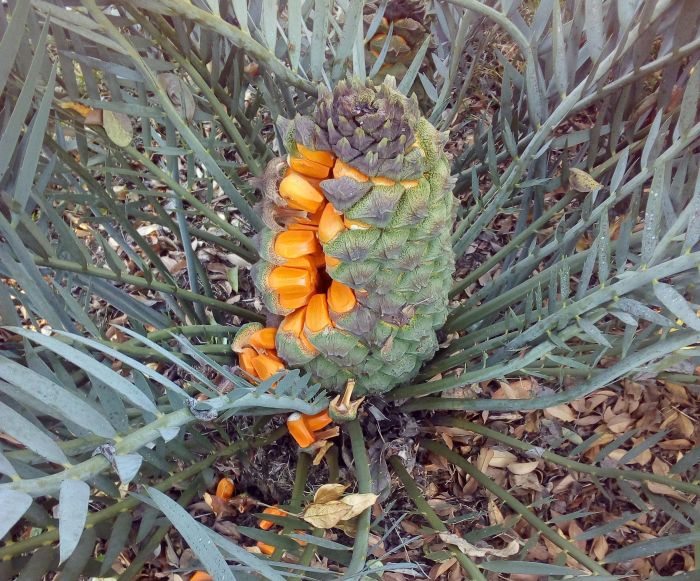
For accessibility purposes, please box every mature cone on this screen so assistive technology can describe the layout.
[245,78,455,396]
[364,0,434,101]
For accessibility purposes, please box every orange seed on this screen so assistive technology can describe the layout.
[333,159,368,182]
[303,409,333,432]
[318,203,345,244]
[251,353,285,380]
[287,412,316,448]
[274,230,320,259]
[305,294,333,333]
[215,477,235,500]
[297,144,335,167]
[238,347,258,377]
[327,280,356,314]
[248,328,277,352]
[279,171,325,213]
[288,156,331,179]
[256,541,276,556]
[268,266,314,293]
[259,506,288,530]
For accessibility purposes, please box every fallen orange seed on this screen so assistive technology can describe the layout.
[327,280,356,314]
[318,203,345,244]
[256,541,276,556]
[333,159,369,182]
[274,230,320,259]
[215,477,235,500]
[303,409,333,432]
[279,171,325,213]
[190,572,213,581]
[297,144,335,167]
[287,412,317,448]
[305,294,333,333]
[259,506,288,530]
[251,353,285,381]
[248,328,277,352]
[289,156,331,179]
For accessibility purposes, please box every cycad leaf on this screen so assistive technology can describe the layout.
[0,0,31,96]
[0,400,69,465]
[604,531,700,563]
[147,487,236,581]
[654,283,700,331]
[397,35,431,95]
[13,62,57,218]
[0,490,33,540]
[9,328,159,414]
[114,454,143,485]
[99,511,133,575]
[58,479,90,564]
[0,355,115,438]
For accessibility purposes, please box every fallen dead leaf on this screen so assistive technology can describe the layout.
[544,404,575,422]
[313,483,347,504]
[302,500,352,529]
[341,493,379,520]
[439,533,520,558]
[507,461,539,475]
[569,167,603,192]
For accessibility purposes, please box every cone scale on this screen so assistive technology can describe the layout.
[239,79,455,395]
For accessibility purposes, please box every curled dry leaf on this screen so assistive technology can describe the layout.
[313,483,347,504]
[341,493,379,520]
[439,533,520,558]
[302,491,378,529]
[302,500,353,529]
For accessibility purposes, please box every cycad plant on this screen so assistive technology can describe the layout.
[1,0,700,579]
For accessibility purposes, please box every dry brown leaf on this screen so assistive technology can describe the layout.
[439,533,519,558]
[645,482,688,502]
[569,167,603,192]
[302,500,353,529]
[489,449,518,468]
[592,536,609,560]
[487,498,504,525]
[676,413,695,438]
[341,493,379,520]
[544,404,575,422]
[313,483,347,504]
[507,461,539,475]
[429,557,457,580]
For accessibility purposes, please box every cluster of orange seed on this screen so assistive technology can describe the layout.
[265,147,362,334]
[235,326,285,381]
